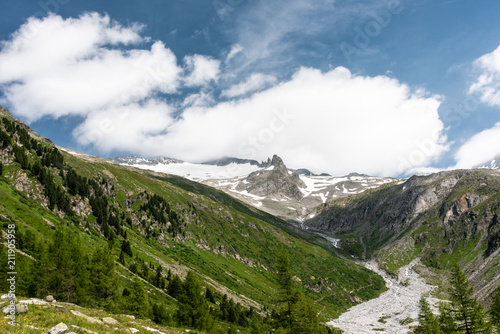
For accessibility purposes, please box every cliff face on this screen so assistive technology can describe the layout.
[306,169,500,304]
[308,171,465,245]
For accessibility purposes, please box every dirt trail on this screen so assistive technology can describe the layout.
[327,259,439,333]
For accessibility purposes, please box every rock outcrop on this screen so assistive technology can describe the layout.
[47,322,68,334]
[236,155,306,200]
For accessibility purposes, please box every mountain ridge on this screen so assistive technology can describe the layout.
[306,168,500,305]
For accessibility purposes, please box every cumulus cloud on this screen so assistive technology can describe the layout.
[0,13,181,121]
[469,44,500,107]
[183,55,220,87]
[454,122,500,169]
[221,73,277,98]
[158,67,447,176]
[73,100,175,155]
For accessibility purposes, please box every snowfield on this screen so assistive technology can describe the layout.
[127,162,261,180]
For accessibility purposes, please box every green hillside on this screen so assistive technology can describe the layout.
[0,106,385,332]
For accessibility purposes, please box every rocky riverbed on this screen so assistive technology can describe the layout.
[328,259,440,333]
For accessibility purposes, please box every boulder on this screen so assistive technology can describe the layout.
[45,295,56,303]
[15,303,28,313]
[102,317,119,325]
[1,293,16,301]
[47,322,68,334]
[2,303,28,314]
[20,298,49,305]
[2,304,15,314]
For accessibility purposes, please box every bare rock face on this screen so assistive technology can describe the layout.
[237,155,306,200]
[306,169,497,258]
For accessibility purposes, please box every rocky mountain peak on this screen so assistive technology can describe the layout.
[271,154,287,172]
[235,155,306,200]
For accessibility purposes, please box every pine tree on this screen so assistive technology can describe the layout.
[121,240,133,257]
[46,231,88,304]
[491,288,500,331]
[439,302,459,334]
[124,277,149,318]
[152,303,170,325]
[176,271,212,330]
[415,296,442,334]
[446,265,491,334]
[168,274,183,299]
[274,251,301,332]
[205,286,216,304]
[89,244,119,309]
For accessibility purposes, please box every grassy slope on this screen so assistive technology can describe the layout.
[61,154,386,317]
[0,297,186,334]
[0,107,386,330]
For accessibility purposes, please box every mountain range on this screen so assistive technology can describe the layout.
[114,154,397,221]
[1,103,500,332]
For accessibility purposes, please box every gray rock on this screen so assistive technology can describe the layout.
[102,317,119,325]
[2,303,28,314]
[2,304,15,314]
[1,293,16,301]
[20,298,49,305]
[45,295,55,303]
[120,314,135,319]
[15,303,28,313]
[47,322,68,334]
[70,309,103,324]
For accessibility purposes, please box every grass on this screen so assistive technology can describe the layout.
[0,298,187,334]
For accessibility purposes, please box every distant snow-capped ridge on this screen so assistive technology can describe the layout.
[112,154,398,221]
[474,156,500,170]
[114,156,183,166]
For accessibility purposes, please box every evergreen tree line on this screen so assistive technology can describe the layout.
[139,193,183,237]
[416,265,500,334]
[2,116,185,244]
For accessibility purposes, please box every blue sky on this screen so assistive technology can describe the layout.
[1,0,500,176]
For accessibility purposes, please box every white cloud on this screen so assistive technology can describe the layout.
[0,13,181,121]
[469,45,500,107]
[156,67,447,176]
[454,122,500,169]
[221,73,277,98]
[73,100,174,155]
[183,55,220,87]
[225,44,243,63]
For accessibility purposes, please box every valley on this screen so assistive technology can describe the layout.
[1,104,500,333]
